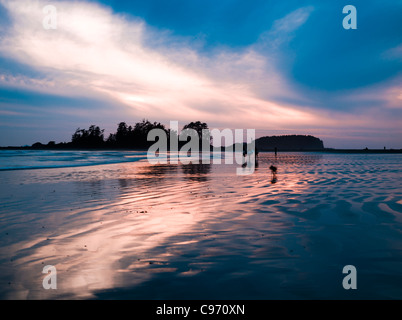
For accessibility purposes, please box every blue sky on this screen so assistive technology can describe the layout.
[0,0,401,148]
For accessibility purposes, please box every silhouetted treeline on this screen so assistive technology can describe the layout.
[30,120,210,150]
[72,125,105,148]
[4,127,397,152]
[105,120,168,148]
[255,135,324,151]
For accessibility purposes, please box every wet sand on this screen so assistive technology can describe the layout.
[0,152,402,299]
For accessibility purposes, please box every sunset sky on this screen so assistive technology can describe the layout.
[0,0,401,148]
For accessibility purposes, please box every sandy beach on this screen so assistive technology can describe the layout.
[0,151,402,299]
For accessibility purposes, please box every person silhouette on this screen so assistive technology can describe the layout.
[269,165,277,183]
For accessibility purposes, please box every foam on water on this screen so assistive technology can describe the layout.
[0,150,148,171]
[0,150,222,171]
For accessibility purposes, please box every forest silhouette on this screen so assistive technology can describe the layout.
[8,120,398,152]
[32,120,210,150]
[27,119,328,152]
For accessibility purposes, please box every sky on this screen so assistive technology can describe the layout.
[0,0,401,148]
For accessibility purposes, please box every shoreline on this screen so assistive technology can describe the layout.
[1,146,402,154]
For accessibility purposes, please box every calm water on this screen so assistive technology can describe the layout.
[0,151,401,299]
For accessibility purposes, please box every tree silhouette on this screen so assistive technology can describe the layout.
[182,121,210,148]
[71,125,104,147]
[106,119,167,148]
[27,120,326,152]
[183,121,208,137]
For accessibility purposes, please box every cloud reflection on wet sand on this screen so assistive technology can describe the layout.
[0,153,402,299]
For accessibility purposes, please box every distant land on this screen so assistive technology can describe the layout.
[228,135,401,153]
[0,121,401,153]
[255,135,324,151]
[1,135,401,153]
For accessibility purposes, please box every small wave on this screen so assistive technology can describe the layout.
[0,158,148,171]
[0,150,149,171]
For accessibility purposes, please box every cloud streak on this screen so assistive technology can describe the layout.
[0,1,323,126]
[0,0,401,148]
